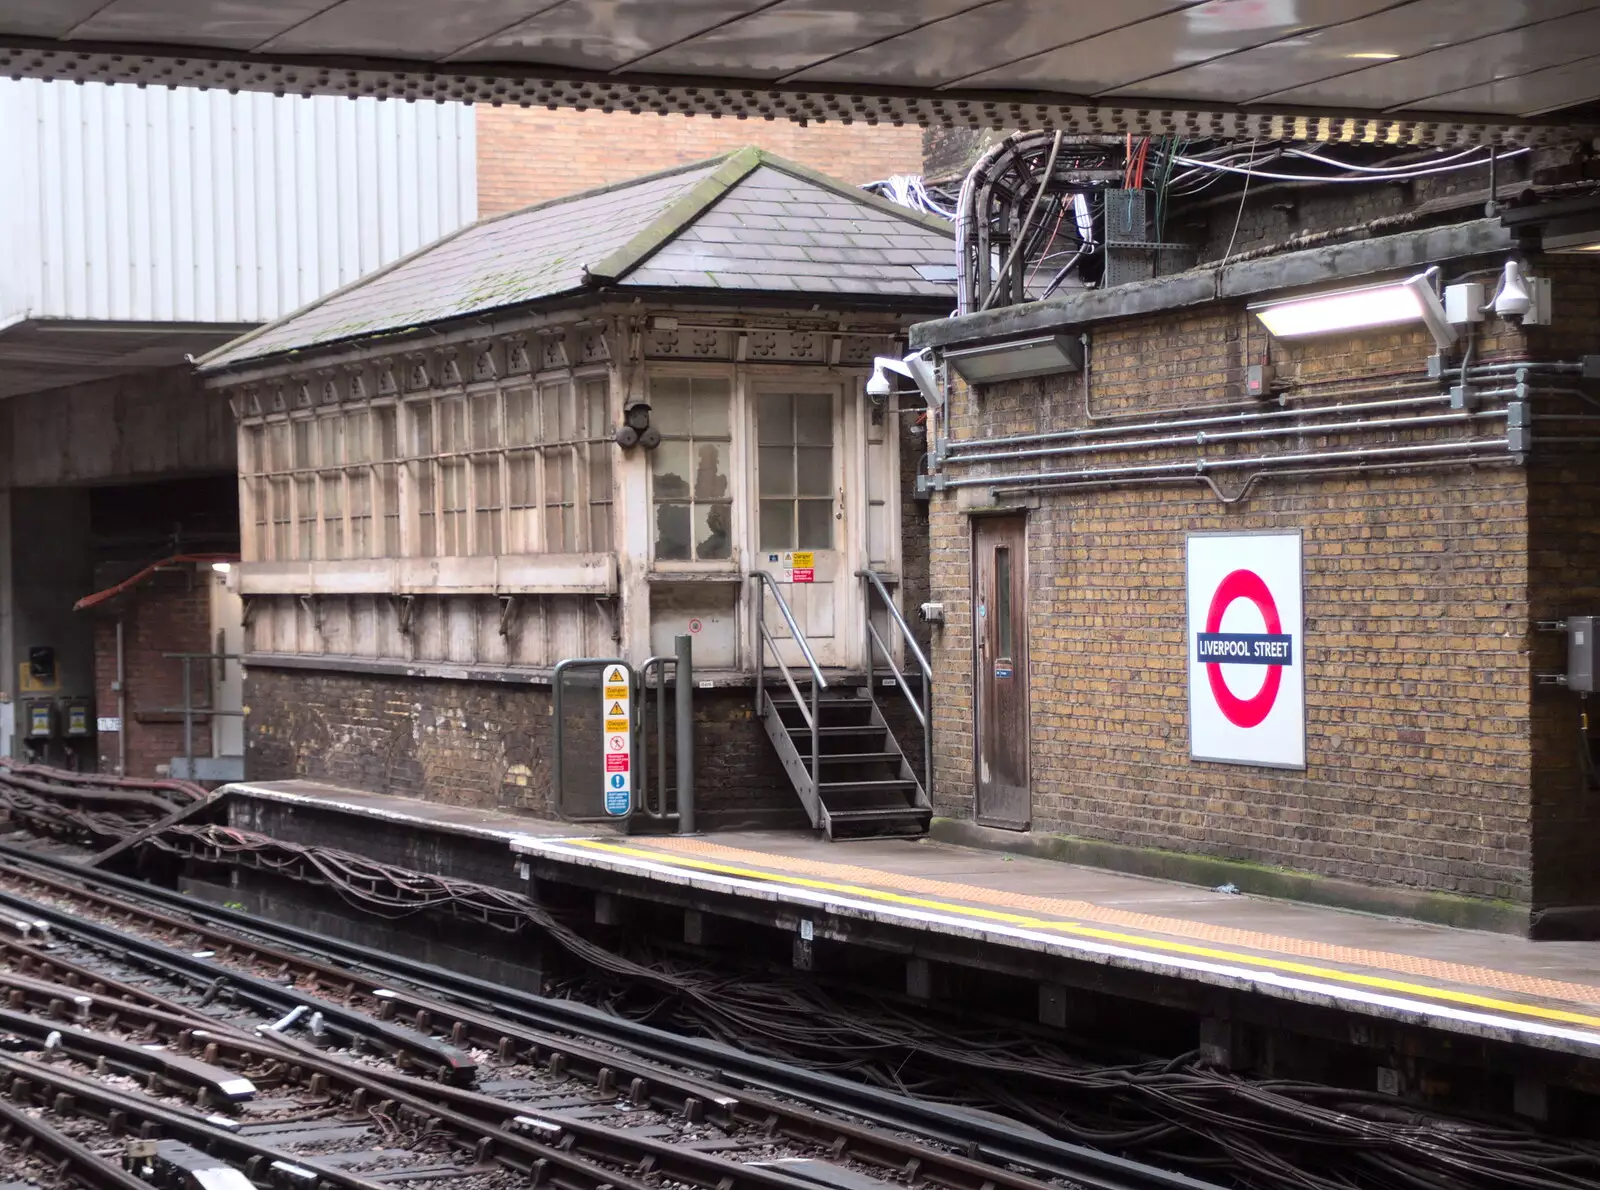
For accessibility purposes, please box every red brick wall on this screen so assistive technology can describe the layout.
[93,566,214,777]
[476,107,926,214]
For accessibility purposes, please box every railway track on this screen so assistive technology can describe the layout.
[0,845,1215,1190]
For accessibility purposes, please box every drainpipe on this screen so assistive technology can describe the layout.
[114,616,127,776]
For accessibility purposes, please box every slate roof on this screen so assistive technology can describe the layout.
[201,148,954,371]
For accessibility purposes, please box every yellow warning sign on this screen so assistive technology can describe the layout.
[604,665,627,685]
[17,662,58,694]
[608,700,627,717]
[605,718,629,732]
[791,551,814,569]
[604,685,628,699]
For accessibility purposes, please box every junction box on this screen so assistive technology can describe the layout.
[1569,616,1597,694]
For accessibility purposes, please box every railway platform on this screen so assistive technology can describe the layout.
[214,780,1600,1114]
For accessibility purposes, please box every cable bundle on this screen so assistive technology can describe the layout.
[150,823,1600,1190]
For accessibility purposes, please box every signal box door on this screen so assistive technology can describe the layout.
[753,386,851,668]
[973,515,1030,829]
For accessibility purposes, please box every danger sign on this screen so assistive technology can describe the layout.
[1186,533,1304,769]
[600,664,632,814]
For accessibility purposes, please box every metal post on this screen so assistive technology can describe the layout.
[114,616,127,776]
[754,588,765,714]
[674,634,695,834]
[864,579,874,692]
[180,657,193,780]
[811,675,820,791]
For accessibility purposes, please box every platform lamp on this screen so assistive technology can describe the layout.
[1249,268,1458,352]
[867,348,940,408]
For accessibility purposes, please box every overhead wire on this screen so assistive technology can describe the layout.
[1171,146,1531,185]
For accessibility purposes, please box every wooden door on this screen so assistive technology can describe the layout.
[973,515,1030,829]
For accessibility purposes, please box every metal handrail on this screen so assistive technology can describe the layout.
[637,636,696,833]
[857,570,932,802]
[638,655,679,824]
[751,571,827,793]
[857,570,932,681]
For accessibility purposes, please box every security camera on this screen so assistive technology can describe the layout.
[866,365,893,400]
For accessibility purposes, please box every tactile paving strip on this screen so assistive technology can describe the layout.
[641,837,1600,1011]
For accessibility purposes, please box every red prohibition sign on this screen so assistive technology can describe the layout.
[1204,569,1283,729]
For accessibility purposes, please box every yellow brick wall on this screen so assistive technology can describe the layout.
[928,297,1547,903]
[476,107,926,215]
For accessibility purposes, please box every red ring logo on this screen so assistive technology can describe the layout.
[1204,569,1282,729]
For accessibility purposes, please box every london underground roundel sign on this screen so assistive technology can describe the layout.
[1186,533,1304,769]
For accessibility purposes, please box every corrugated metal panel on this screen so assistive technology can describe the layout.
[0,80,477,325]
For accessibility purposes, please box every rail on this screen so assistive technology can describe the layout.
[858,569,932,798]
[751,570,827,793]
[0,845,1223,1190]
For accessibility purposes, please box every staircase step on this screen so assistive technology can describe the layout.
[818,780,921,814]
[816,752,900,765]
[770,697,876,714]
[786,725,883,736]
[824,806,933,840]
[819,779,919,792]
[825,807,930,822]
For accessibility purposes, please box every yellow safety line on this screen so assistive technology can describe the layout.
[561,838,1600,1033]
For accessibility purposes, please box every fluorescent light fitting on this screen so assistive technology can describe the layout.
[1250,273,1456,351]
[1542,228,1600,254]
[1346,51,1399,59]
[944,335,1082,386]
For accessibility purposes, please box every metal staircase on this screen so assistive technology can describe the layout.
[752,570,932,840]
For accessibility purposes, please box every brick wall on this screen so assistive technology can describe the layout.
[476,107,925,214]
[926,290,1555,904]
[934,472,1534,900]
[93,566,215,777]
[244,666,808,830]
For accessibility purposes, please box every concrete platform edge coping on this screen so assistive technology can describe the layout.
[509,835,1600,1061]
[215,782,588,847]
[927,819,1531,937]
